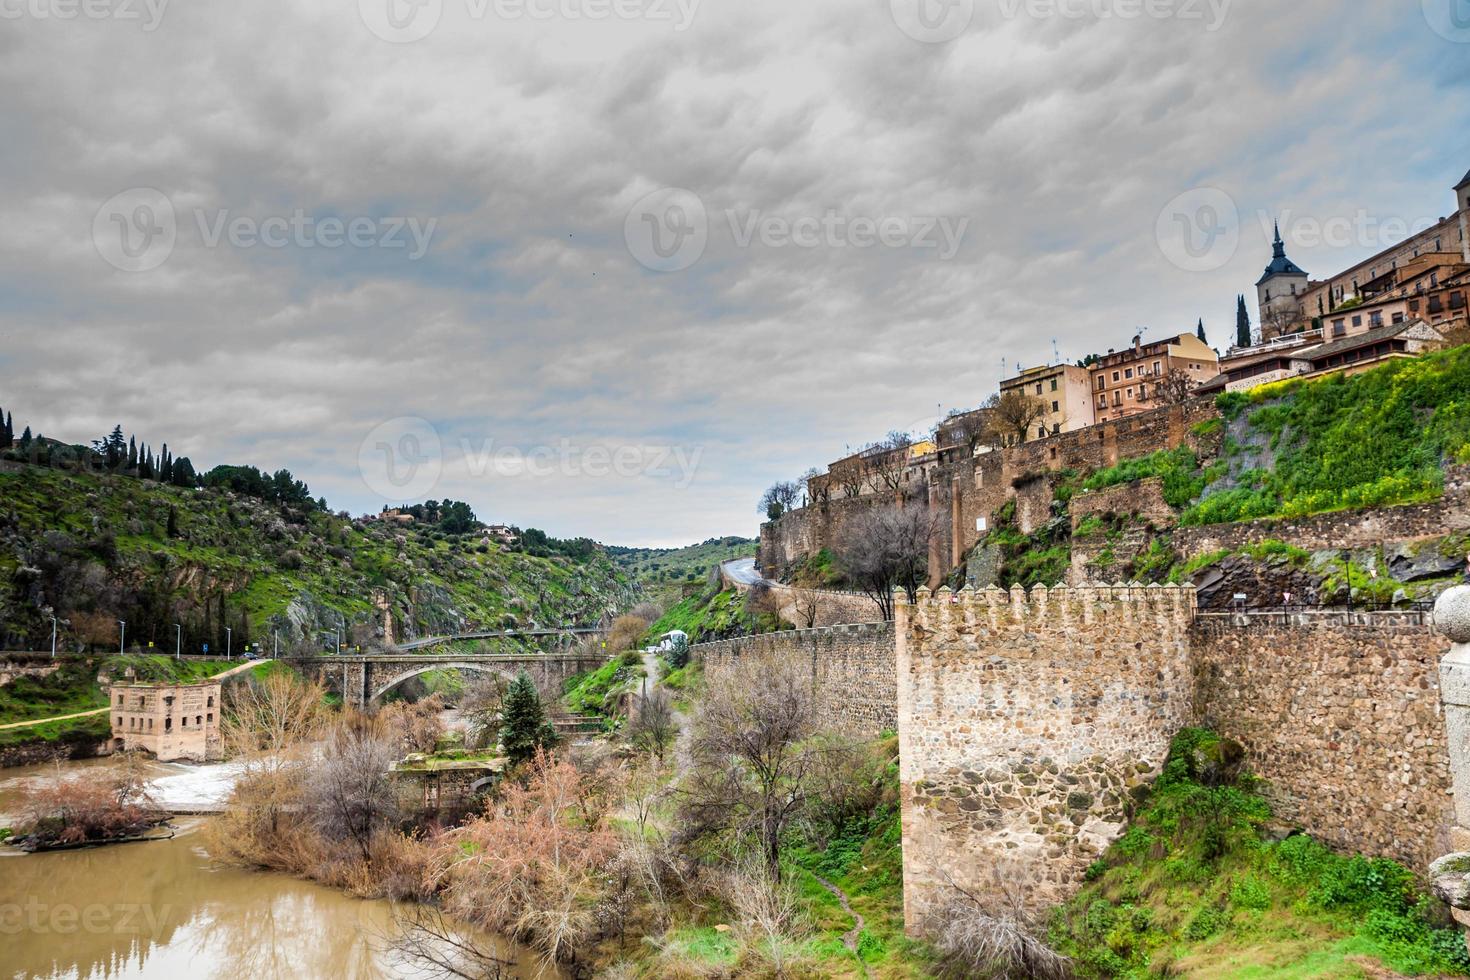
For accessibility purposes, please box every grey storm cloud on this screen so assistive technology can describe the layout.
[1,0,1466,544]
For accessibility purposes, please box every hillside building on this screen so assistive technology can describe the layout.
[999,364,1095,440]
[1259,169,1470,340]
[1090,333,1220,423]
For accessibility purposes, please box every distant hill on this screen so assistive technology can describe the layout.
[606,536,757,587]
[0,463,633,654]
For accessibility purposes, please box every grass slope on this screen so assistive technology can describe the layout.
[1052,729,1469,979]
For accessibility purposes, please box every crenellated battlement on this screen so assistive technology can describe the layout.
[896,581,1198,636]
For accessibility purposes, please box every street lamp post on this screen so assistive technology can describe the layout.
[174,623,182,660]
[118,620,126,655]
[51,617,58,660]
[226,627,233,660]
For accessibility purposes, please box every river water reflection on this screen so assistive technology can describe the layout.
[0,759,558,980]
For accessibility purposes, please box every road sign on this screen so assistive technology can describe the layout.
[203,643,210,653]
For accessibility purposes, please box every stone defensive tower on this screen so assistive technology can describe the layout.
[895,582,1196,930]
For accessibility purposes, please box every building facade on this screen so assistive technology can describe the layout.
[1260,169,1470,340]
[1089,332,1220,423]
[999,363,1096,440]
[110,681,223,762]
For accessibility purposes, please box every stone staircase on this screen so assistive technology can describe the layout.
[552,712,603,737]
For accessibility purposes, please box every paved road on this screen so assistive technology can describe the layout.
[397,627,601,651]
[721,558,766,587]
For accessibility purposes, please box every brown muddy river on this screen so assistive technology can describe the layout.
[0,758,557,980]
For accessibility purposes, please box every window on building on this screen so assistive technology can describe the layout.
[181,716,187,728]
[1051,400,1059,412]
[1392,313,1405,324]
[1037,426,1046,439]
[1050,378,1058,391]
[1352,315,1362,328]
[207,696,214,707]
[207,713,213,724]
[1370,312,1383,327]
[165,718,172,733]
[116,695,122,706]
[115,716,121,727]
[1153,360,1161,374]
[1052,423,1061,435]
[1035,383,1043,395]
[1140,384,1149,400]
[1126,387,1134,398]
[1333,319,1346,337]
[1125,368,1133,379]
[1112,371,1120,382]
[197,716,203,726]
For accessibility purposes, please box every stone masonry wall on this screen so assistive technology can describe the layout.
[1190,612,1454,869]
[1173,464,1470,560]
[694,622,897,736]
[896,583,1196,929]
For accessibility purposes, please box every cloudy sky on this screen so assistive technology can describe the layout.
[2,0,1468,546]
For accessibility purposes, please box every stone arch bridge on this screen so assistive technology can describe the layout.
[290,652,605,708]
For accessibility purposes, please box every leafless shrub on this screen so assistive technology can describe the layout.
[628,600,664,623]
[607,614,652,654]
[12,763,167,847]
[801,734,889,844]
[379,692,447,754]
[721,859,807,977]
[628,686,678,762]
[461,675,509,750]
[930,870,1073,980]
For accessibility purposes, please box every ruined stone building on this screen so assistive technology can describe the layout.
[110,680,223,762]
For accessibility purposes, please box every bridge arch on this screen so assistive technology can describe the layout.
[369,662,518,704]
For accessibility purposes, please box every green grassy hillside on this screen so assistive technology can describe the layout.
[1052,729,1469,979]
[0,465,633,655]
[607,536,755,585]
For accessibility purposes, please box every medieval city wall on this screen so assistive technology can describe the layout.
[693,622,897,736]
[895,584,1197,928]
[1190,612,1454,869]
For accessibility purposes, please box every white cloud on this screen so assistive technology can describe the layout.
[2,0,1467,545]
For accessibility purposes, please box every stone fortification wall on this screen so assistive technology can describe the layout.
[895,583,1197,928]
[693,622,897,736]
[1190,612,1453,869]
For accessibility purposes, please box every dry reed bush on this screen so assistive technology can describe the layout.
[428,749,620,967]
[378,692,448,754]
[13,762,167,846]
[930,870,1073,980]
[721,860,809,979]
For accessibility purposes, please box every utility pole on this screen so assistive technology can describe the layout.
[273,631,278,658]
[118,620,126,655]
[51,617,58,660]
[226,627,233,660]
[174,623,182,660]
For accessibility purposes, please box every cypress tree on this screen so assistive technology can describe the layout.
[1235,295,1252,349]
[160,445,172,483]
[20,426,32,449]
[1,409,11,449]
[167,506,178,539]
[498,670,559,765]
[127,436,138,471]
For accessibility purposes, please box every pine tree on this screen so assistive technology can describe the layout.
[1196,318,1207,344]
[1235,295,1252,349]
[498,670,559,764]
[99,425,126,469]
[19,426,32,449]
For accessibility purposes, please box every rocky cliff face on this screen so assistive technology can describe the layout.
[0,465,633,653]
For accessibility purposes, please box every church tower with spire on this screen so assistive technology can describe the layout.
[1256,221,1309,340]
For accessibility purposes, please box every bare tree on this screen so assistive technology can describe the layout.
[800,467,829,505]
[627,687,678,762]
[834,505,936,621]
[834,458,866,499]
[308,718,402,862]
[864,431,914,494]
[676,651,819,880]
[387,905,514,980]
[935,408,997,457]
[1153,367,1197,406]
[759,480,803,520]
[985,390,1049,446]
